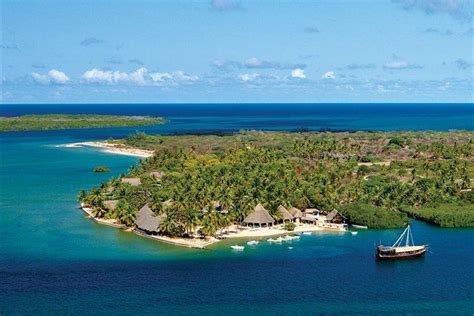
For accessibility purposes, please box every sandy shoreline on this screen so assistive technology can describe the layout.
[81,205,347,249]
[80,204,126,228]
[59,141,153,158]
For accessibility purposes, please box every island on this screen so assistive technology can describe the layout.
[78,130,474,248]
[0,114,166,132]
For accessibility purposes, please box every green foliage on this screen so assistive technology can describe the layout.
[402,203,474,228]
[339,203,408,229]
[81,130,474,234]
[0,114,165,132]
[388,137,405,147]
[284,222,296,231]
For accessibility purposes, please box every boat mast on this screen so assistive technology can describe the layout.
[392,225,410,248]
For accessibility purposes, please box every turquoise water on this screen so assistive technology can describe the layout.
[1,104,474,314]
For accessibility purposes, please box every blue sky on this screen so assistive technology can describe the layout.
[1,0,473,103]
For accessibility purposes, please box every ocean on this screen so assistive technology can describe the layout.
[0,103,473,314]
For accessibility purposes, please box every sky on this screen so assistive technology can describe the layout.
[1,0,473,104]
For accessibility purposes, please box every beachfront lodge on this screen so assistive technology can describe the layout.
[319,209,348,230]
[288,207,303,223]
[325,209,346,224]
[242,203,275,227]
[277,205,294,223]
[134,204,166,235]
[300,208,348,231]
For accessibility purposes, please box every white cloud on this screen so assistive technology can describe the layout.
[32,69,70,85]
[291,68,306,79]
[128,68,148,85]
[238,73,260,82]
[150,72,173,82]
[82,68,128,83]
[383,60,409,69]
[150,71,198,85]
[82,68,198,85]
[383,60,422,69]
[321,71,336,79]
[213,58,306,70]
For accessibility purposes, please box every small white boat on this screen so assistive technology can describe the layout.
[302,232,312,235]
[350,231,358,235]
[247,240,259,246]
[288,246,293,250]
[352,224,368,229]
[230,245,245,251]
[275,237,284,243]
[283,235,300,241]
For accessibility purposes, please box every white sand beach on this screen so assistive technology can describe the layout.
[80,204,126,228]
[61,141,153,158]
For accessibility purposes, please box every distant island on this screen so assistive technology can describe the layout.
[78,130,474,248]
[0,114,166,132]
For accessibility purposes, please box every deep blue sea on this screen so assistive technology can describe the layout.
[1,104,473,315]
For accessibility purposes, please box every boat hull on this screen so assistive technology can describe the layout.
[376,248,426,260]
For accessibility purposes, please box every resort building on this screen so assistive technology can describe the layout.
[288,207,303,223]
[304,208,320,215]
[317,209,348,231]
[277,205,294,223]
[121,177,141,186]
[135,204,166,235]
[325,209,346,224]
[242,203,275,227]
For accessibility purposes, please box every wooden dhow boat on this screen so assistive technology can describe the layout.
[376,225,427,260]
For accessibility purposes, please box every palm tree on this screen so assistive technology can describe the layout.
[116,201,135,226]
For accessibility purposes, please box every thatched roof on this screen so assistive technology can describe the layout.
[149,171,164,180]
[326,209,346,221]
[288,207,303,218]
[135,204,165,233]
[305,208,320,214]
[243,203,275,225]
[277,205,294,220]
[121,177,141,186]
[103,200,118,211]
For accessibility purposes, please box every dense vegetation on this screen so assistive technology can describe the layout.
[402,203,474,228]
[339,203,408,229]
[0,114,165,132]
[80,131,474,236]
[94,166,110,173]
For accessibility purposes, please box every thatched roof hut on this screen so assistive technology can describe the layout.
[305,208,320,214]
[242,203,275,227]
[277,205,294,222]
[135,204,166,234]
[288,207,303,219]
[103,200,119,211]
[326,209,346,223]
[121,177,141,186]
